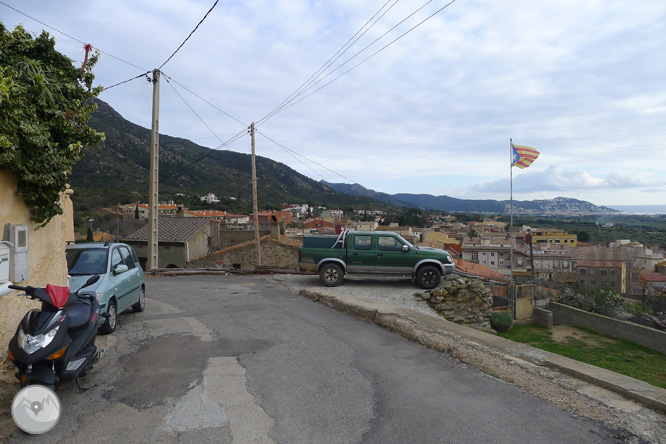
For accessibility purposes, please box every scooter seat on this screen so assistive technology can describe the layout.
[64,302,92,329]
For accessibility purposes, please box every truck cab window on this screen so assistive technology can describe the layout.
[353,235,372,250]
[378,236,403,251]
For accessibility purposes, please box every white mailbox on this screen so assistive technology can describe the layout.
[4,225,29,282]
[0,242,9,282]
[0,242,11,296]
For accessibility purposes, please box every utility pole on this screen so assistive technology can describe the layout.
[251,122,261,266]
[148,69,160,270]
[528,230,536,300]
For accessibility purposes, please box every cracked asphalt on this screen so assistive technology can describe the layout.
[0,274,661,443]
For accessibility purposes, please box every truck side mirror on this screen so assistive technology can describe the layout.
[402,245,409,252]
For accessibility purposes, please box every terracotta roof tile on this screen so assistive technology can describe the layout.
[124,216,215,242]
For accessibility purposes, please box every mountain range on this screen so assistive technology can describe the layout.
[74,100,381,211]
[74,100,618,216]
[320,182,618,215]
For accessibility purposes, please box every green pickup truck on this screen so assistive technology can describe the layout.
[298,230,455,289]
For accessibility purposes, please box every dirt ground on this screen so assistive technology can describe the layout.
[550,325,618,347]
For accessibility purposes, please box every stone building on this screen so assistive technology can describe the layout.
[190,235,301,270]
[124,216,220,269]
[573,259,627,294]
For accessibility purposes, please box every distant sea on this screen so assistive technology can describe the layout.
[608,205,666,215]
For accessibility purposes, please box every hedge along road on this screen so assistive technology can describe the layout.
[0,275,646,443]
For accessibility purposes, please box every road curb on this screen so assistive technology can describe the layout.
[298,287,666,414]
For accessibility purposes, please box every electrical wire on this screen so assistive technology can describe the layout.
[255,130,330,181]
[264,0,435,120]
[104,71,152,91]
[269,0,458,116]
[257,130,419,209]
[158,0,219,70]
[0,1,149,72]
[163,74,247,152]
[191,132,242,141]
[256,129,356,183]
[160,129,247,181]
[161,72,247,127]
[257,0,400,126]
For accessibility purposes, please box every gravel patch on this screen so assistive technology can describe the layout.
[274,274,439,317]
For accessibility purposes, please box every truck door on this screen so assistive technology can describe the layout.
[375,235,414,274]
[346,234,375,272]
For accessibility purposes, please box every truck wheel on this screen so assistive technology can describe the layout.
[320,263,344,287]
[416,265,441,289]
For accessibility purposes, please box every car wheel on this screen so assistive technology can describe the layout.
[99,300,117,335]
[320,263,344,287]
[132,287,145,313]
[416,265,441,289]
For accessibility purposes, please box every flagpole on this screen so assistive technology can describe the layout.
[510,138,515,319]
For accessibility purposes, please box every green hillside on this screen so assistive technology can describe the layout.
[70,100,385,215]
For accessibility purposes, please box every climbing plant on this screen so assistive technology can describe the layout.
[0,24,104,226]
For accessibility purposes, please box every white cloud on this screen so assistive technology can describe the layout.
[1,0,665,206]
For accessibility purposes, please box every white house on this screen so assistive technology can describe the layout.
[200,193,220,204]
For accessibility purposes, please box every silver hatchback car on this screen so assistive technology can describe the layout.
[66,241,145,334]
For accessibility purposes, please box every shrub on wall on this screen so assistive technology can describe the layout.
[0,24,104,226]
[490,312,513,333]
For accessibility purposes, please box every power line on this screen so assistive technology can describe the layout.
[161,73,247,127]
[104,71,151,91]
[0,1,149,72]
[256,129,356,183]
[255,130,328,181]
[257,0,400,126]
[272,0,458,115]
[160,130,247,181]
[267,0,436,118]
[158,0,219,70]
[163,74,247,153]
[256,129,419,209]
[191,132,242,141]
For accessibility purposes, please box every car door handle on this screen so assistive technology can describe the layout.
[352,252,359,256]
[377,253,383,256]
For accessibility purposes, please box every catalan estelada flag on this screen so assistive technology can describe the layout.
[511,142,540,169]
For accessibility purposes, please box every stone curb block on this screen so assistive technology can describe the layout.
[299,287,666,415]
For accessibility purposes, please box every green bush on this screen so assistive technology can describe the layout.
[559,287,628,318]
[490,312,513,333]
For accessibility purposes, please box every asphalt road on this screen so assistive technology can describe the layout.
[0,275,641,443]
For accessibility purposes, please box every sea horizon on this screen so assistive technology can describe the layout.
[608,204,666,215]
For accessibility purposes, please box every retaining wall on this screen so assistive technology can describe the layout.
[550,302,666,355]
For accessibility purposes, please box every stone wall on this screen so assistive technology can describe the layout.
[421,275,493,328]
[189,237,299,270]
[218,230,270,248]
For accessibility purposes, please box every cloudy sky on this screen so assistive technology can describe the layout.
[2,0,665,208]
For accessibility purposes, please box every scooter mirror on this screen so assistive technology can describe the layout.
[82,275,100,288]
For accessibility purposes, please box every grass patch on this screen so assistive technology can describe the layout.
[498,324,666,389]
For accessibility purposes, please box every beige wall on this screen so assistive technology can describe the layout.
[0,170,74,382]
[423,231,459,244]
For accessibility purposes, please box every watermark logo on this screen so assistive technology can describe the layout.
[11,385,61,434]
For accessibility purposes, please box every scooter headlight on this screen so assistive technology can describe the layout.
[19,325,60,354]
